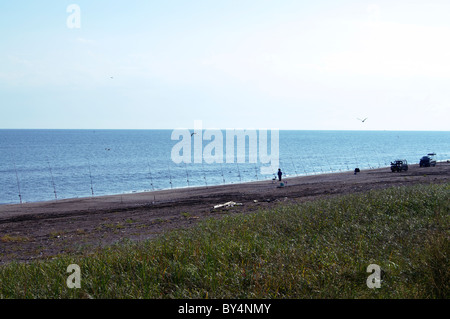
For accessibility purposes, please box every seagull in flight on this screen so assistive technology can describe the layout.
[357,117,368,123]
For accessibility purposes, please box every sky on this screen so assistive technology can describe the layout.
[1,0,449,130]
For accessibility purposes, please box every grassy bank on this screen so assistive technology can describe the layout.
[0,183,448,299]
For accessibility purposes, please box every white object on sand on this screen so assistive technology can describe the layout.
[213,201,242,209]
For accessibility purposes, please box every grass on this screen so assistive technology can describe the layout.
[0,183,448,299]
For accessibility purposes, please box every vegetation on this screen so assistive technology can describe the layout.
[0,183,448,299]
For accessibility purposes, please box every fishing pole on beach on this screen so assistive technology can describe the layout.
[339,138,350,170]
[301,160,308,176]
[46,157,58,201]
[290,157,299,176]
[168,164,173,189]
[13,160,22,204]
[219,162,226,184]
[331,135,344,172]
[313,153,324,173]
[146,160,155,191]
[279,159,287,178]
[307,155,317,175]
[184,162,190,187]
[87,158,95,196]
[236,161,242,183]
[296,156,307,176]
[349,140,359,169]
[202,162,208,187]
[361,145,373,169]
[373,148,382,168]
[325,156,334,173]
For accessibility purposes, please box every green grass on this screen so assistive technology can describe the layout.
[0,183,448,299]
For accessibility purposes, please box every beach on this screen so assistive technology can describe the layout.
[1,162,449,264]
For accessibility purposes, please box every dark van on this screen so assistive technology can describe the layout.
[419,153,437,167]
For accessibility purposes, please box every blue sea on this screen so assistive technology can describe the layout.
[0,130,449,205]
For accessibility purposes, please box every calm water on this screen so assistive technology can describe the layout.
[0,130,449,204]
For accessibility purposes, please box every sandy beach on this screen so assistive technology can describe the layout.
[1,162,449,264]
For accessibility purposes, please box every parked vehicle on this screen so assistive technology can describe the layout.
[419,153,437,167]
[390,159,408,172]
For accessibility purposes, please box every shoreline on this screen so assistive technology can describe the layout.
[0,165,379,214]
[0,167,358,207]
[0,163,389,209]
[3,159,449,208]
[0,162,449,264]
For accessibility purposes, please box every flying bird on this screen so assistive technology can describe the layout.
[357,117,368,123]
[191,132,197,136]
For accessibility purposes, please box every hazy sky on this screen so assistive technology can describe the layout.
[1,0,449,130]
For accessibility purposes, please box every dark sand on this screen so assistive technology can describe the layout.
[1,163,449,264]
